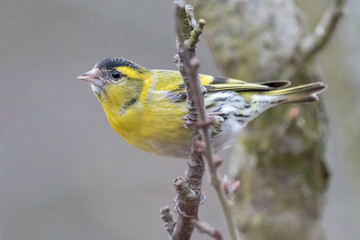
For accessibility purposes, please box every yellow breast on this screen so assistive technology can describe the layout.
[100,70,193,157]
[102,95,190,157]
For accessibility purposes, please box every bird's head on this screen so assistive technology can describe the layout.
[78,58,149,111]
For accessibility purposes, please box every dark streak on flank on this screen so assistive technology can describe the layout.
[214,97,229,102]
[212,107,223,113]
[234,113,251,118]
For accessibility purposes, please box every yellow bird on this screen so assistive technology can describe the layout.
[78,58,326,158]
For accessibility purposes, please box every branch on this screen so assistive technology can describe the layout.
[166,2,206,240]
[191,219,223,240]
[168,1,240,240]
[160,206,176,236]
[301,0,346,61]
[281,0,346,80]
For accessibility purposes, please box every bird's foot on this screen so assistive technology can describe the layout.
[182,112,226,138]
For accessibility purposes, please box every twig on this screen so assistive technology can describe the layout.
[171,173,203,240]
[185,19,206,50]
[301,0,346,61]
[191,219,223,240]
[281,0,346,80]
[171,1,240,240]
[160,206,176,236]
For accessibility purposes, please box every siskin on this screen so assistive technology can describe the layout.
[78,58,325,158]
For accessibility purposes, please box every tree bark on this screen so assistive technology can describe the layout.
[188,0,339,239]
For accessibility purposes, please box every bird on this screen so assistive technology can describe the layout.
[78,57,326,158]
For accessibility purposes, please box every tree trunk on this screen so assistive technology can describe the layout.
[189,0,330,239]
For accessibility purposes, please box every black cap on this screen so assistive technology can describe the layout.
[95,58,140,70]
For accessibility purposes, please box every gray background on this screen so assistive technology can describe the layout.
[1,0,359,239]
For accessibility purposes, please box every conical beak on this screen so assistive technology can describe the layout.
[77,68,104,86]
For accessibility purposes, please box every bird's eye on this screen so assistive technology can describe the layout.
[111,71,121,80]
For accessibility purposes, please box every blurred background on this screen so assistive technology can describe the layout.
[1,0,359,239]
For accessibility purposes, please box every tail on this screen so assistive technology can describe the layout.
[267,82,327,104]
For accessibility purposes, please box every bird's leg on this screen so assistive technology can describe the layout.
[209,114,225,138]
